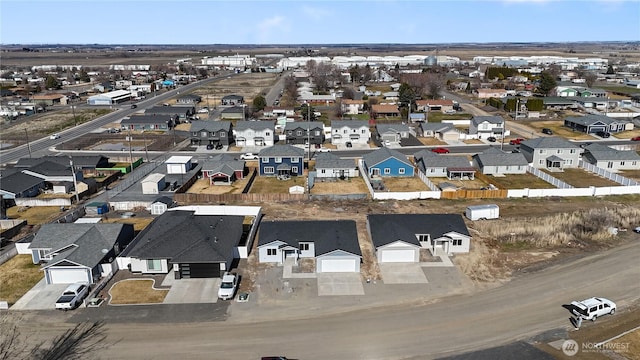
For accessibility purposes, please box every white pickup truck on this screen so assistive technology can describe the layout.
[55,283,89,310]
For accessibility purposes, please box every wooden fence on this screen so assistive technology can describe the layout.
[440,189,508,200]
[174,192,307,204]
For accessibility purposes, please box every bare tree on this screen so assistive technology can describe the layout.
[342,87,355,100]
[425,73,447,99]
[583,72,598,88]
[401,73,429,99]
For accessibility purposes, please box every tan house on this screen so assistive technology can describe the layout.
[371,104,400,117]
[415,99,455,112]
[31,93,65,106]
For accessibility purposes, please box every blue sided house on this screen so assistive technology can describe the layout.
[362,147,414,177]
[258,144,305,177]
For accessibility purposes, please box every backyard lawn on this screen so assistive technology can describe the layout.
[6,206,65,225]
[542,168,621,187]
[381,177,431,192]
[0,255,44,305]
[311,177,369,195]
[109,279,168,304]
[186,177,249,195]
[487,173,556,189]
[103,216,155,232]
[430,177,489,190]
[250,175,307,194]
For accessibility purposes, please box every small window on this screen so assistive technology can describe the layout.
[267,248,277,256]
[399,168,405,174]
[384,168,391,174]
[264,166,275,174]
[300,243,309,251]
[275,157,282,163]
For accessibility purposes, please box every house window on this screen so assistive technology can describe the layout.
[539,160,544,165]
[265,132,271,136]
[321,169,326,174]
[220,131,226,137]
[570,149,576,154]
[287,130,293,136]
[300,243,310,251]
[384,168,391,175]
[201,131,208,137]
[343,130,347,134]
[417,234,430,242]
[620,161,625,166]
[565,159,573,165]
[429,168,435,173]
[361,129,366,134]
[314,130,321,136]
[267,249,277,256]
[399,168,405,174]
[264,166,275,174]
[557,149,562,154]
[453,239,462,246]
[147,259,162,271]
[292,166,299,174]
[539,149,545,154]
[297,130,303,136]
[275,157,282,163]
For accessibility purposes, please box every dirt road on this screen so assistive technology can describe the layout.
[14,239,640,359]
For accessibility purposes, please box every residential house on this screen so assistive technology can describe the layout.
[31,93,64,106]
[408,113,427,123]
[371,104,400,117]
[94,82,114,93]
[258,144,305,177]
[16,155,109,178]
[376,123,411,145]
[221,94,244,106]
[362,147,414,177]
[564,114,633,134]
[257,220,361,273]
[472,147,529,175]
[330,120,370,145]
[382,91,399,101]
[176,94,202,104]
[189,120,233,147]
[145,106,193,121]
[520,137,581,169]
[581,143,640,171]
[201,154,246,185]
[367,214,471,261]
[117,210,244,279]
[469,116,505,139]
[262,107,295,119]
[341,99,365,115]
[29,223,135,284]
[415,99,455,112]
[0,170,46,202]
[220,106,246,120]
[414,150,476,180]
[233,120,275,147]
[284,121,324,145]
[543,97,579,110]
[417,122,461,142]
[121,115,172,131]
[576,87,608,98]
[21,160,83,185]
[314,153,358,179]
[554,86,579,97]
[476,88,508,99]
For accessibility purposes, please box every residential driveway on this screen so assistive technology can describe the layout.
[10,278,68,310]
[379,263,429,284]
[163,278,220,304]
[316,273,364,296]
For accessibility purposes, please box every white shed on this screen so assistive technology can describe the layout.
[165,156,193,174]
[141,173,166,195]
[465,204,500,221]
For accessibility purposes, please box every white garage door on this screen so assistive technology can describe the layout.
[48,268,90,284]
[381,249,416,263]
[319,258,358,273]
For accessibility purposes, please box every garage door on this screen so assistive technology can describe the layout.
[48,268,90,284]
[380,249,416,263]
[318,258,358,273]
[179,263,221,278]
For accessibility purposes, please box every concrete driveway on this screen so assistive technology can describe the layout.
[316,273,364,296]
[10,278,68,310]
[379,263,429,284]
[163,278,220,304]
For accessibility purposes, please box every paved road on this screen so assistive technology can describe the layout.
[17,240,640,359]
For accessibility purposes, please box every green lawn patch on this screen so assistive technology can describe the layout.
[249,175,306,194]
[0,255,44,305]
[109,279,168,304]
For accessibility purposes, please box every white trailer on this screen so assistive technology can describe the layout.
[141,173,166,195]
[465,204,499,221]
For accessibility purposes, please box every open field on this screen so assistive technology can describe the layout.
[543,168,621,187]
[487,173,557,189]
[190,73,280,108]
[310,177,369,195]
[526,120,594,140]
[417,137,448,145]
[381,176,431,192]
[0,255,44,305]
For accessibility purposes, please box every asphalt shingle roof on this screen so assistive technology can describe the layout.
[314,153,357,170]
[473,148,529,167]
[258,220,361,256]
[376,123,410,134]
[583,144,640,161]
[122,115,173,125]
[521,137,579,149]
[234,120,275,131]
[0,172,44,195]
[362,147,412,168]
[189,120,232,132]
[330,120,369,129]
[471,115,504,126]
[565,114,629,126]
[414,150,472,169]
[284,121,324,131]
[258,144,305,157]
[367,214,470,248]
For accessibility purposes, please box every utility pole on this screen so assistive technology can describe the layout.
[142,131,149,162]
[127,128,134,167]
[306,101,311,161]
[24,129,32,158]
[69,157,80,204]
[71,104,77,126]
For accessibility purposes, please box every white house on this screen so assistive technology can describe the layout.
[469,116,505,139]
[233,121,275,147]
[341,99,365,115]
[330,120,371,145]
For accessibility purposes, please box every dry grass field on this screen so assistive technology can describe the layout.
[526,120,594,140]
[621,169,640,181]
[381,177,431,192]
[190,73,280,108]
[417,137,448,146]
[108,279,168,305]
[6,206,65,225]
[102,216,155,232]
[430,176,489,190]
[310,177,369,195]
[487,173,557,189]
[187,178,249,195]
[543,168,621,187]
[0,255,44,305]
[249,175,306,194]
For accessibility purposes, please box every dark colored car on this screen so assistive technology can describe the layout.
[131,104,137,109]
[206,144,214,150]
[487,136,497,142]
[215,143,223,150]
[345,141,353,148]
[596,131,611,138]
[632,136,640,141]
[542,128,553,135]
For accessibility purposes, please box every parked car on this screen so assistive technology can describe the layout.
[317,147,331,153]
[108,128,121,134]
[542,128,553,135]
[49,133,60,140]
[130,104,137,109]
[55,283,89,311]
[571,297,616,321]
[197,107,209,113]
[509,138,524,145]
[487,136,497,142]
[215,143,223,150]
[431,147,450,154]
[240,153,259,160]
[596,131,611,138]
[206,144,215,150]
[218,272,238,300]
[631,136,640,141]
[633,226,640,233]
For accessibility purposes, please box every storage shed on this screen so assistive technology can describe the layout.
[165,156,193,174]
[85,202,109,215]
[141,173,166,195]
[465,204,499,221]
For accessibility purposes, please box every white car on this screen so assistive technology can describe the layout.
[317,147,331,153]
[55,282,89,310]
[49,133,61,140]
[218,273,238,300]
[571,297,616,321]
[240,153,259,160]
[197,108,209,113]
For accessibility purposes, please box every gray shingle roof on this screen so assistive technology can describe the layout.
[521,137,579,149]
[330,120,369,129]
[414,150,471,169]
[15,155,107,168]
[123,210,244,263]
[565,114,629,126]
[472,116,504,126]
[221,106,245,114]
[201,159,245,175]
[234,120,275,131]
[122,115,173,125]
[376,123,410,134]
[145,106,192,115]
[258,220,361,256]
[367,214,470,248]
[284,121,324,131]
[23,161,71,176]
[362,147,412,168]
[189,120,232,132]
[419,122,456,132]
[258,144,305,157]
[0,172,44,195]
[583,144,640,161]
[473,149,529,167]
[314,153,357,170]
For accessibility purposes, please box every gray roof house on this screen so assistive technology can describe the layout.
[469,116,505,139]
[284,121,325,145]
[29,223,135,284]
[189,120,233,146]
[330,120,370,145]
[176,94,202,104]
[145,105,194,120]
[564,114,633,134]
[221,94,244,106]
[417,122,461,142]
[376,123,411,145]
[121,115,173,131]
[472,147,529,175]
[314,153,358,179]
[234,120,275,147]
[367,214,471,261]
[21,161,83,183]
[520,137,581,169]
[220,106,247,120]
[201,154,246,185]
[118,210,245,279]
[0,171,46,200]
[581,143,640,171]
[257,220,362,273]
[413,150,476,179]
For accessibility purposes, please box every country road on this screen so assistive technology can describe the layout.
[15,239,640,359]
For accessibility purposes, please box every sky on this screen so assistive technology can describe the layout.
[1,0,639,45]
